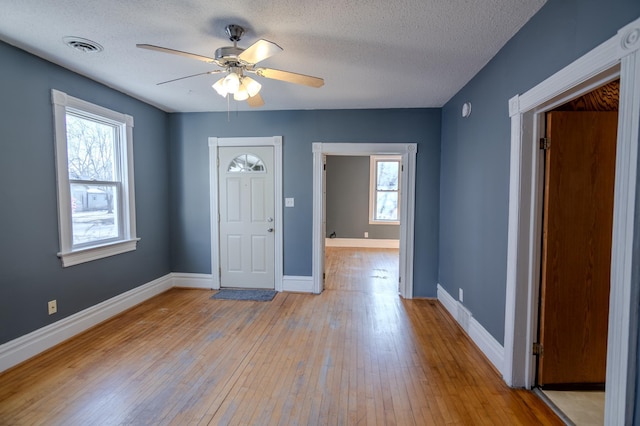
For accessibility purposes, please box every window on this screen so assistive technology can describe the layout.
[52,89,138,267]
[228,153,265,172]
[369,155,401,225]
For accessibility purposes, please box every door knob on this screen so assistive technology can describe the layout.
[267,227,274,233]
[267,217,273,222]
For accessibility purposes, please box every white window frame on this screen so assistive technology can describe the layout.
[369,155,402,225]
[52,89,138,267]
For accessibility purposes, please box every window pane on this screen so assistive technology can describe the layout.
[245,154,265,171]
[228,154,265,172]
[376,192,398,221]
[377,161,399,190]
[66,114,116,181]
[71,183,119,246]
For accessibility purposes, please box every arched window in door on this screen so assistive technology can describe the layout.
[227,153,266,173]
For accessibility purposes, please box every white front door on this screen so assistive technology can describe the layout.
[218,146,275,289]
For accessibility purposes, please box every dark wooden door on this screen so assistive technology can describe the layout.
[537,111,618,387]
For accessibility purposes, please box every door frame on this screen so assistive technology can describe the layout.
[503,17,640,424]
[208,136,283,291]
[312,142,417,297]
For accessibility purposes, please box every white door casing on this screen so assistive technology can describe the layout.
[312,143,417,297]
[503,17,640,425]
[209,137,283,291]
[218,146,275,289]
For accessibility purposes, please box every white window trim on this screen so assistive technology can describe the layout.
[52,89,138,267]
[369,155,402,225]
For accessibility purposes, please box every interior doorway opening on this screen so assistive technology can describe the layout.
[324,154,401,295]
[532,81,619,425]
[311,143,417,297]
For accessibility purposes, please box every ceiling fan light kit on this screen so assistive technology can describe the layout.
[222,72,240,93]
[137,24,324,107]
[242,77,262,97]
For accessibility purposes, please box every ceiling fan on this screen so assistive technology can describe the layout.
[137,24,324,107]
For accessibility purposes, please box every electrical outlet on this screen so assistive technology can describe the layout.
[364,232,369,238]
[459,288,464,302]
[48,300,57,315]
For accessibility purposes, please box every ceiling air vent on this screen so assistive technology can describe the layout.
[63,37,103,53]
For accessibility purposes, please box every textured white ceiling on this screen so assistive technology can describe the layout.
[0,0,546,112]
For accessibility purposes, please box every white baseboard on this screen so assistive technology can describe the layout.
[325,238,400,248]
[0,274,173,373]
[282,275,314,293]
[0,271,317,372]
[437,282,459,318]
[172,272,314,294]
[437,284,504,374]
[171,272,214,289]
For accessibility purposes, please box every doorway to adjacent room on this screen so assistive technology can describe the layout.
[534,82,619,425]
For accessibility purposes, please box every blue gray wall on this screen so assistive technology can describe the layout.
[3,1,639,415]
[168,109,440,295]
[441,2,640,415]
[325,155,400,240]
[0,41,171,345]
[439,0,640,348]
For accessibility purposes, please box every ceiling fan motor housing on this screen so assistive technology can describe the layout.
[214,46,246,67]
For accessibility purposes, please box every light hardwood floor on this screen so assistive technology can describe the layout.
[0,248,561,425]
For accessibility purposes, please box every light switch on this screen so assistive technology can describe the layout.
[285,198,295,207]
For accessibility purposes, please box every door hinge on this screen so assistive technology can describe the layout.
[399,276,401,283]
[323,164,326,171]
[323,272,326,280]
[539,137,550,150]
[401,165,404,172]
[533,342,544,356]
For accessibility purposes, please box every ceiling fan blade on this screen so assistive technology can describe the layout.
[255,68,324,88]
[136,44,215,63]
[247,93,265,107]
[238,39,282,64]
[156,70,223,85]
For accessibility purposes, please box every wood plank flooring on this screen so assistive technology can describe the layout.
[0,248,561,425]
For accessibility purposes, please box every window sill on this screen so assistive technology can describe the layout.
[58,238,140,267]
[369,221,401,226]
